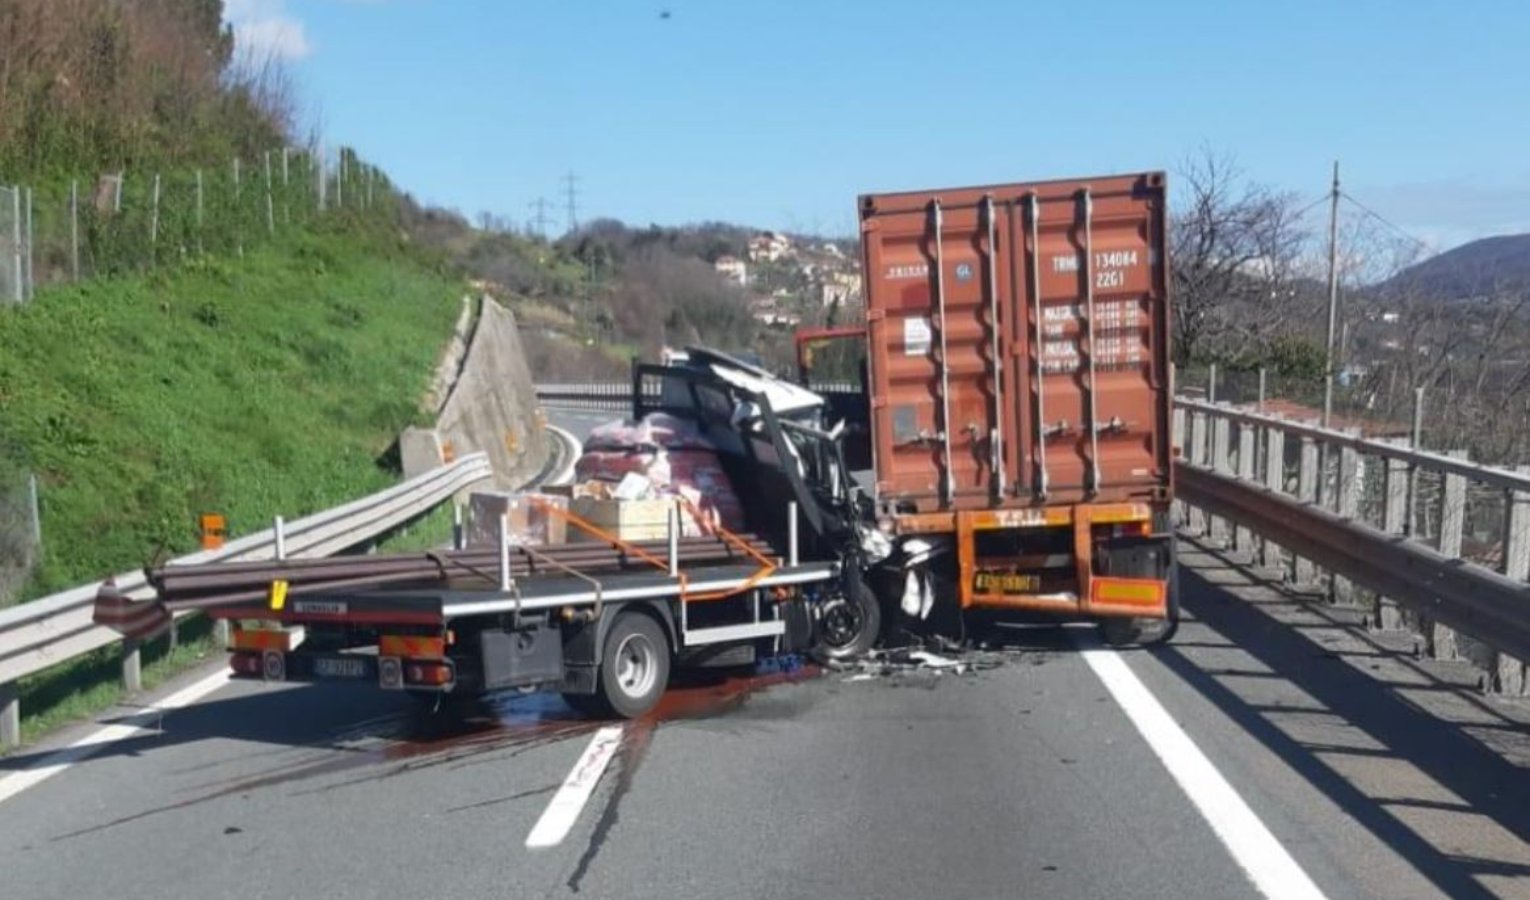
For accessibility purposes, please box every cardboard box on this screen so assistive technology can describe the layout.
[568,496,674,542]
[466,492,568,547]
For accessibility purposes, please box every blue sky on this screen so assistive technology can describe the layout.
[226,0,1530,248]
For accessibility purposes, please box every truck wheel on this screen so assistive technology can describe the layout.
[812,572,880,662]
[597,612,671,718]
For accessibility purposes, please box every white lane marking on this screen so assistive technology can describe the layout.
[0,668,232,806]
[525,725,625,849]
[1076,637,1328,900]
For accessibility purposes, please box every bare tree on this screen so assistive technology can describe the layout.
[1170,149,1316,366]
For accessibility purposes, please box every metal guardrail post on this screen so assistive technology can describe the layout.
[1234,423,1256,555]
[1261,426,1286,571]
[1378,440,1410,630]
[1295,437,1319,587]
[0,681,18,747]
[122,638,142,693]
[1210,414,1232,546]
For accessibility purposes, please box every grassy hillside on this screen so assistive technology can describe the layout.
[0,224,463,602]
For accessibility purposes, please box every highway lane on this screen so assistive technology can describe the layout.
[2,408,1528,899]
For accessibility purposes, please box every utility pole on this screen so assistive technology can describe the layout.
[528,197,551,239]
[561,171,580,233]
[1321,160,1341,430]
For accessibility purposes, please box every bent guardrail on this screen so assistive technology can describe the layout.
[0,453,493,746]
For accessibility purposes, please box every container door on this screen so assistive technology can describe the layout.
[1017,181,1168,504]
[863,198,1013,510]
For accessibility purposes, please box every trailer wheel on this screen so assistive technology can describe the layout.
[1097,617,1148,646]
[597,612,671,718]
[811,571,880,662]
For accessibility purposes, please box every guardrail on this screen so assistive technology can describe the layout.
[0,453,493,746]
[1173,398,1530,692]
[535,382,647,412]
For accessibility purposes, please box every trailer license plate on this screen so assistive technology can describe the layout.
[314,657,368,679]
[974,573,1040,594]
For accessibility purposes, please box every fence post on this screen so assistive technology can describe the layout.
[1332,439,1361,605]
[1187,411,1209,536]
[264,151,275,236]
[1295,437,1319,586]
[1234,422,1256,556]
[122,638,142,692]
[0,681,18,748]
[1497,468,1530,694]
[1261,426,1287,571]
[1377,441,1409,629]
[1171,406,1187,527]
[1432,450,1468,659]
[70,179,80,280]
[1209,413,1232,546]
[149,173,161,261]
[195,169,204,255]
[23,185,33,300]
[233,156,243,258]
[27,472,40,549]
[281,146,291,225]
[9,186,21,303]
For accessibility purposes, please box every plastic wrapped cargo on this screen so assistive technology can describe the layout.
[574,414,745,536]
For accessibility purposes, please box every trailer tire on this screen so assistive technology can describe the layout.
[811,571,880,662]
[597,612,671,718]
[1097,617,1148,646]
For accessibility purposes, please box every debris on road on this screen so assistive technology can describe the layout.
[826,645,1008,682]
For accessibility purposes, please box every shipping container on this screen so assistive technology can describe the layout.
[858,171,1172,514]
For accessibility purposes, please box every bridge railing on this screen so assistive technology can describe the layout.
[0,453,493,747]
[1174,398,1530,693]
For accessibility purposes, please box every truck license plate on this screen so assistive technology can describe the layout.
[314,657,368,679]
[973,573,1040,594]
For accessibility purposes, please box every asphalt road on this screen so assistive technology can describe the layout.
[2,409,1527,900]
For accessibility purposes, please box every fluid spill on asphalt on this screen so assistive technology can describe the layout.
[52,658,823,844]
[565,656,821,893]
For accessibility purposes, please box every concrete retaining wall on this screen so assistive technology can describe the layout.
[401,296,547,488]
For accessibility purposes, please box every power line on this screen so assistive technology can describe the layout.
[1339,190,1433,254]
[561,171,579,233]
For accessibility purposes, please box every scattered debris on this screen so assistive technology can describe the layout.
[827,644,1008,682]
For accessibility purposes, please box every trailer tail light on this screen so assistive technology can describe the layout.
[404,661,454,687]
[230,652,263,677]
[1110,520,1152,539]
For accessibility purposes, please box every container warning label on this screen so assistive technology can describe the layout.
[904,317,932,356]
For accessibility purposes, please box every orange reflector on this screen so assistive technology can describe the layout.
[1090,577,1167,614]
[199,513,227,550]
[230,625,305,653]
[379,635,446,659]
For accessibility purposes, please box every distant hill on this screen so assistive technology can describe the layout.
[1382,233,1530,299]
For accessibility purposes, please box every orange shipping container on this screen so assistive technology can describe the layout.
[858,171,1172,515]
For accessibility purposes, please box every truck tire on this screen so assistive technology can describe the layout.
[1097,617,1147,646]
[811,571,880,662]
[597,612,671,718]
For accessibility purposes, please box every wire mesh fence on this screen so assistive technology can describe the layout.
[1,146,392,300]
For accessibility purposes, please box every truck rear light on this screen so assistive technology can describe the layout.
[404,661,453,687]
[379,634,446,659]
[1111,521,1152,538]
[230,624,305,653]
[230,652,262,677]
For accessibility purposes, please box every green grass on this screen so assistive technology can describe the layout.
[0,224,464,604]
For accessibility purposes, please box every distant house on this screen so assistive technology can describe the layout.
[713,255,748,286]
[819,242,845,259]
[817,271,863,307]
[748,231,792,263]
